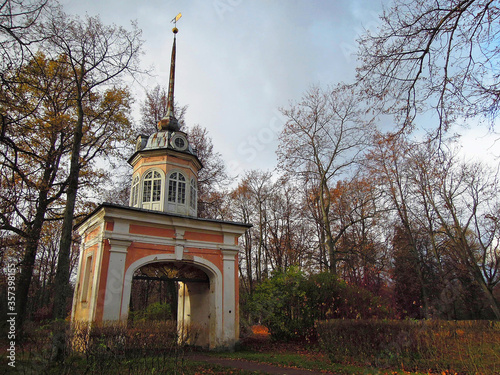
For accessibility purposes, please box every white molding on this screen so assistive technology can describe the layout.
[108,239,132,252]
[89,223,105,321]
[103,230,241,252]
[83,235,101,250]
[99,206,249,236]
[71,240,87,320]
[222,252,237,345]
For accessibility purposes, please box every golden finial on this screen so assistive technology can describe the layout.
[171,13,181,35]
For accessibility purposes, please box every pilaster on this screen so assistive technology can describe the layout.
[102,239,131,320]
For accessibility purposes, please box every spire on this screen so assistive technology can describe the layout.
[158,13,182,132]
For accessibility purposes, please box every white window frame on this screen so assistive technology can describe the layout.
[167,171,187,205]
[190,178,197,212]
[166,170,190,214]
[141,169,164,211]
[130,175,139,207]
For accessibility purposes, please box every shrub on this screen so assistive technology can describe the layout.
[247,267,307,340]
[128,301,173,322]
[247,269,392,340]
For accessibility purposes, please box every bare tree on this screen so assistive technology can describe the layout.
[230,171,315,293]
[330,177,386,291]
[367,132,500,318]
[230,180,255,293]
[412,147,500,318]
[366,133,438,317]
[236,170,274,280]
[0,0,49,72]
[356,0,500,136]
[187,124,230,218]
[137,84,187,135]
[277,84,373,274]
[266,176,315,273]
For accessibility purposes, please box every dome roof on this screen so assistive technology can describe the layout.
[137,130,197,156]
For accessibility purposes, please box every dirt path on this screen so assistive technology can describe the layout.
[187,353,334,375]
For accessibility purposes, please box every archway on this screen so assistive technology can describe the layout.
[121,253,223,349]
[128,262,211,342]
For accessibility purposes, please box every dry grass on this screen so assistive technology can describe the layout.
[317,319,500,374]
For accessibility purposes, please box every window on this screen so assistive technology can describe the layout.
[174,136,185,149]
[168,172,186,204]
[81,255,93,302]
[190,178,197,210]
[131,176,139,206]
[143,170,162,203]
[171,133,188,151]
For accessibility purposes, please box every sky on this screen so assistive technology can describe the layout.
[60,0,497,177]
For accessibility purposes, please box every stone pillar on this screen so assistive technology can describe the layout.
[222,248,238,348]
[178,281,210,348]
[102,239,131,320]
[70,240,87,321]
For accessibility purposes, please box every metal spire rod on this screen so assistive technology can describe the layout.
[159,13,182,132]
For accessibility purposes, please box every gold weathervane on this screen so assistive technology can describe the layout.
[171,13,182,33]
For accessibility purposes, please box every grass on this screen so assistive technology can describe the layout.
[216,337,431,375]
[3,348,266,375]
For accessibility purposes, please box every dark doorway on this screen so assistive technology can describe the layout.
[128,262,209,323]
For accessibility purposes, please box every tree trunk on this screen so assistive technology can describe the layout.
[52,103,83,321]
[470,257,500,319]
[51,96,84,362]
[16,164,54,333]
[16,208,46,333]
[319,178,336,275]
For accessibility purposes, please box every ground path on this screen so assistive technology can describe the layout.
[187,352,335,375]
[186,326,336,374]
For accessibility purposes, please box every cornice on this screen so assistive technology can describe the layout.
[76,203,252,235]
[128,147,202,171]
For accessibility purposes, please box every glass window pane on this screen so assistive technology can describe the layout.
[143,180,151,202]
[168,180,177,202]
[190,179,196,209]
[132,177,139,206]
[178,181,186,204]
[152,179,161,201]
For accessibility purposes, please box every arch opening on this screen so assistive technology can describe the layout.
[128,262,209,323]
[123,257,218,349]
